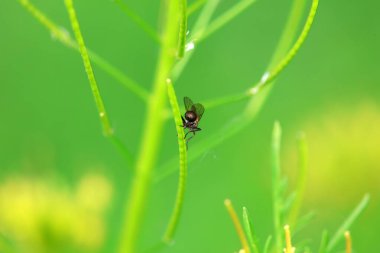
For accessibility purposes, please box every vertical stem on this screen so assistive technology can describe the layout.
[272,121,283,253]
[117,1,180,252]
[177,0,187,58]
[286,132,308,227]
[162,80,188,243]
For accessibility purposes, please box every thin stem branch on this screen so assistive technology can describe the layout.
[64,0,137,165]
[187,0,207,16]
[224,199,251,253]
[18,0,149,103]
[263,236,272,253]
[200,0,257,42]
[286,132,308,227]
[64,0,112,136]
[114,0,161,44]
[155,0,319,182]
[162,80,188,243]
[117,1,180,252]
[257,0,319,89]
[326,194,370,252]
[317,230,329,253]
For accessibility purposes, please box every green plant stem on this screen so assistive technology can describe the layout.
[318,230,329,253]
[200,0,257,42]
[114,0,161,43]
[155,0,318,182]
[259,0,318,87]
[286,132,308,227]
[171,0,221,81]
[18,0,148,103]
[64,0,112,137]
[177,0,188,58]
[170,0,316,114]
[262,235,272,253]
[88,50,149,101]
[117,1,180,252]
[271,122,283,253]
[162,80,188,243]
[326,194,370,252]
[172,0,256,81]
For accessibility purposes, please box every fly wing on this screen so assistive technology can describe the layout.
[192,103,205,121]
[184,96,194,111]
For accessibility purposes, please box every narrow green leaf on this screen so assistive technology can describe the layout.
[187,0,207,16]
[318,230,329,253]
[281,191,296,214]
[293,211,315,235]
[286,132,308,227]
[326,194,370,252]
[114,0,161,43]
[242,207,260,253]
[162,80,188,243]
[262,235,272,253]
[18,0,149,102]
[200,0,257,41]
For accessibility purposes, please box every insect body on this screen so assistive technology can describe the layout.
[182,96,205,145]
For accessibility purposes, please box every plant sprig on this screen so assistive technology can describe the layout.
[114,0,161,44]
[155,0,319,182]
[64,0,134,164]
[18,0,149,103]
[117,0,181,252]
[162,80,188,243]
[326,194,370,252]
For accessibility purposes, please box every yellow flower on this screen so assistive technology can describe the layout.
[0,173,112,252]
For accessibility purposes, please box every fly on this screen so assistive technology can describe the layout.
[181,96,205,146]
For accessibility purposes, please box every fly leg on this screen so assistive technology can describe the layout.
[185,127,202,149]
[180,116,186,127]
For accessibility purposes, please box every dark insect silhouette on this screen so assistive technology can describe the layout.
[181,96,205,145]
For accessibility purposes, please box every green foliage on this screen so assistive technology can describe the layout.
[326,194,370,252]
[15,0,371,252]
[225,122,370,253]
[162,80,188,243]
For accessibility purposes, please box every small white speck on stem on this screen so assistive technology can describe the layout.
[249,87,259,95]
[260,71,270,84]
[185,41,195,52]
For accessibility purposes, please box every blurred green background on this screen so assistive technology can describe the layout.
[1,0,379,252]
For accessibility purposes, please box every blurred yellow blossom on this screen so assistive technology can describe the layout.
[0,172,112,253]
[285,101,380,207]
